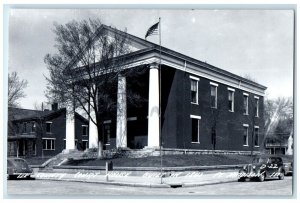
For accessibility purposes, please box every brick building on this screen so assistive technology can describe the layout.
[64,25,267,154]
[8,105,89,158]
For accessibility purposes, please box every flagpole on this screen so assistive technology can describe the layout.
[159,17,163,184]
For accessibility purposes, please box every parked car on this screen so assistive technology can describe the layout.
[7,157,33,179]
[283,161,293,176]
[238,156,285,182]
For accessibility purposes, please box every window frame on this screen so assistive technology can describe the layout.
[42,138,56,150]
[254,96,259,117]
[228,88,235,112]
[243,124,249,146]
[45,121,52,134]
[254,126,260,147]
[190,115,201,143]
[82,125,88,136]
[190,76,199,105]
[243,93,249,115]
[210,82,218,109]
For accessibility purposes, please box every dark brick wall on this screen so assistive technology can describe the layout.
[161,66,265,151]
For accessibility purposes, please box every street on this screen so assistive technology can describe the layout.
[6,176,293,196]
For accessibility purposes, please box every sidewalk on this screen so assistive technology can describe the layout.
[33,169,239,188]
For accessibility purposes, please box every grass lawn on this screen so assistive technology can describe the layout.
[24,157,50,165]
[63,154,257,167]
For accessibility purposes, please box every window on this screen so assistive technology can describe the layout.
[190,115,201,143]
[42,138,55,150]
[32,141,36,155]
[243,124,249,146]
[23,123,27,133]
[228,88,235,112]
[31,122,36,133]
[254,126,259,147]
[82,140,88,150]
[46,122,52,133]
[104,124,111,145]
[243,93,249,115]
[210,82,218,108]
[82,125,88,136]
[255,96,259,117]
[190,76,199,104]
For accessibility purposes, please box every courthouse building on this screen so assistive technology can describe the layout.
[63,25,267,154]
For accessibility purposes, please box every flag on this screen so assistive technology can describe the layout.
[145,22,159,39]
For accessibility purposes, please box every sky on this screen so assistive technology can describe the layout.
[7,8,294,109]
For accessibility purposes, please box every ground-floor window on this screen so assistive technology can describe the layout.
[82,140,88,150]
[243,124,249,146]
[43,138,55,150]
[190,115,201,143]
[254,126,259,147]
[104,122,111,145]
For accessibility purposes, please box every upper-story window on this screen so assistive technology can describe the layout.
[82,125,88,136]
[254,96,259,117]
[23,122,27,133]
[228,88,235,112]
[243,93,249,115]
[190,76,199,104]
[46,122,52,133]
[210,82,218,108]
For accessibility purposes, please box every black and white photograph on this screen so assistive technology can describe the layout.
[2,3,296,199]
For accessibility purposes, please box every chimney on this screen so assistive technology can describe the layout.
[52,103,58,111]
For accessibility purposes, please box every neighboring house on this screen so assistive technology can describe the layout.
[8,105,89,158]
[65,25,267,154]
[264,133,292,155]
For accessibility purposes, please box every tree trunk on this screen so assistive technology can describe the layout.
[98,140,104,159]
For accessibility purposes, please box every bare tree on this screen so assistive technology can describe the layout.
[8,71,28,107]
[44,19,145,158]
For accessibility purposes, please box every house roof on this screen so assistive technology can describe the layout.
[9,107,88,123]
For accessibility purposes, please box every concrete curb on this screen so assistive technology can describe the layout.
[35,177,171,188]
[53,164,245,171]
[34,173,237,188]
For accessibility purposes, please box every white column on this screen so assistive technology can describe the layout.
[116,75,127,148]
[147,63,160,147]
[66,102,75,150]
[89,87,99,148]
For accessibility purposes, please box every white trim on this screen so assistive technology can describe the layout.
[243,124,249,127]
[210,82,219,86]
[117,56,265,96]
[243,92,249,96]
[127,117,137,121]
[189,75,200,81]
[42,137,56,140]
[190,115,201,119]
[254,96,260,99]
[82,139,88,142]
[42,138,56,150]
[254,126,259,129]
[191,142,200,144]
[82,124,88,127]
[227,87,235,92]
[45,121,53,123]
[104,120,112,124]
